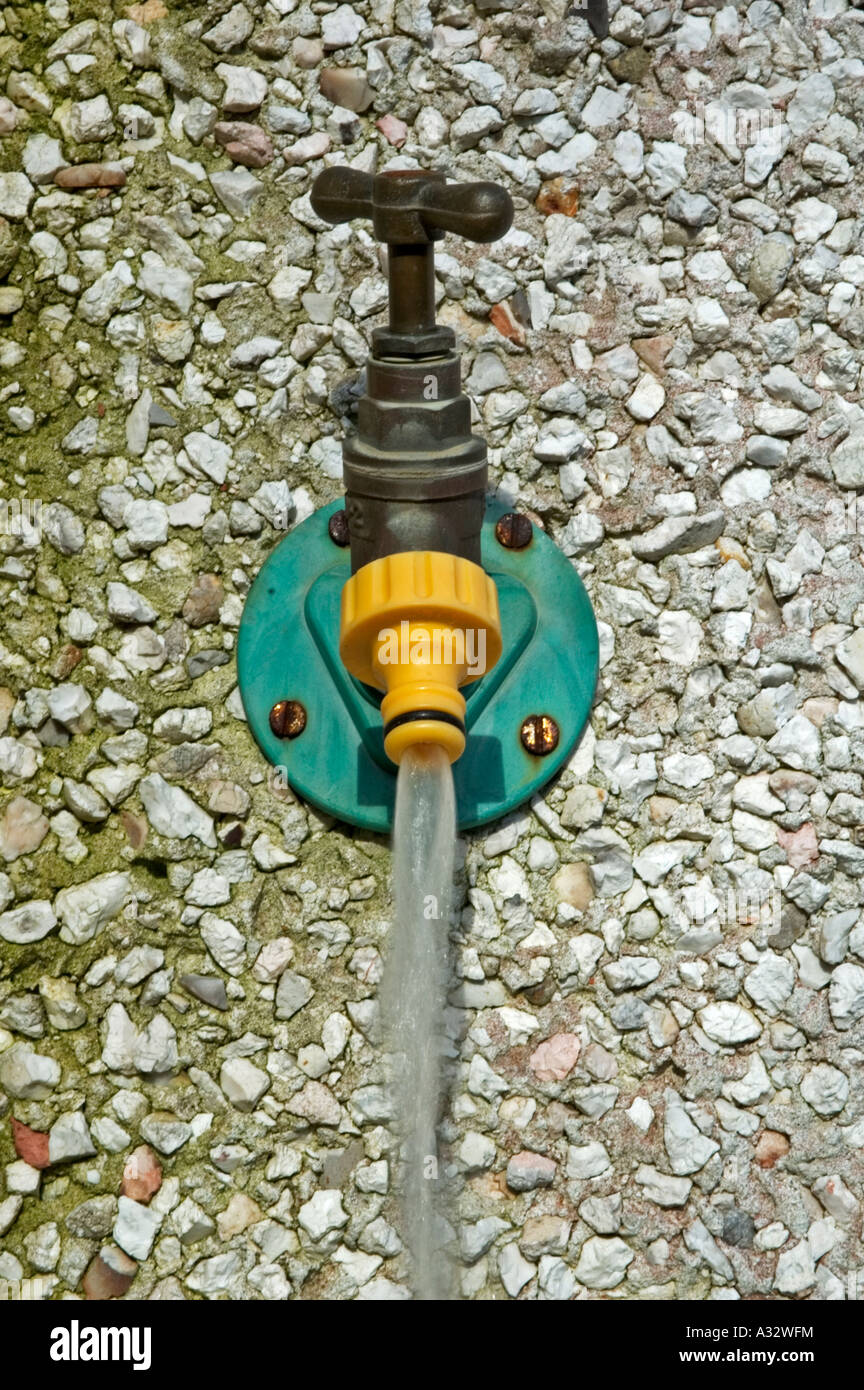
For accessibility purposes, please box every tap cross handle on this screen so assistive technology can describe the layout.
[311,168,513,247]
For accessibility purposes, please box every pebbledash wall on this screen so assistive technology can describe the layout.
[0,0,863,1302]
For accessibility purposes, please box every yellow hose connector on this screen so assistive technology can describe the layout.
[340,551,502,765]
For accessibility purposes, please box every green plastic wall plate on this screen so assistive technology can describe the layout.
[237,499,598,833]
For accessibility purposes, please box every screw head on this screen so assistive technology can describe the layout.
[269,699,307,739]
[328,509,350,546]
[495,512,533,550]
[520,714,559,756]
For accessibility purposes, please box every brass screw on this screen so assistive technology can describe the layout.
[520,714,559,756]
[328,509,350,546]
[269,699,307,739]
[495,512,533,550]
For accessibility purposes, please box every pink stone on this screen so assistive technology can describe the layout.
[214,122,274,169]
[283,132,331,167]
[583,1042,618,1081]
[286,1080,341,1126]
[55,164,126,189]
[120,811,148,849]
[122,1145,162,1203]
[216,1192,261,1239]
[490,300,526,346]
[319,68,372,113]
[529,1032,581,1082]
[506,1150,557,1192]
[376,114,408,147]
[0,795,49,862]
[0,98,21,135]
[293,36,323,67]
[182,572,224,627]
[83,1246,137,1300]
[777,822,818,870]
[11,1118,50,1169]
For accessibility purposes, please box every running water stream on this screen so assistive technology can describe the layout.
[381,743,457,1301]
